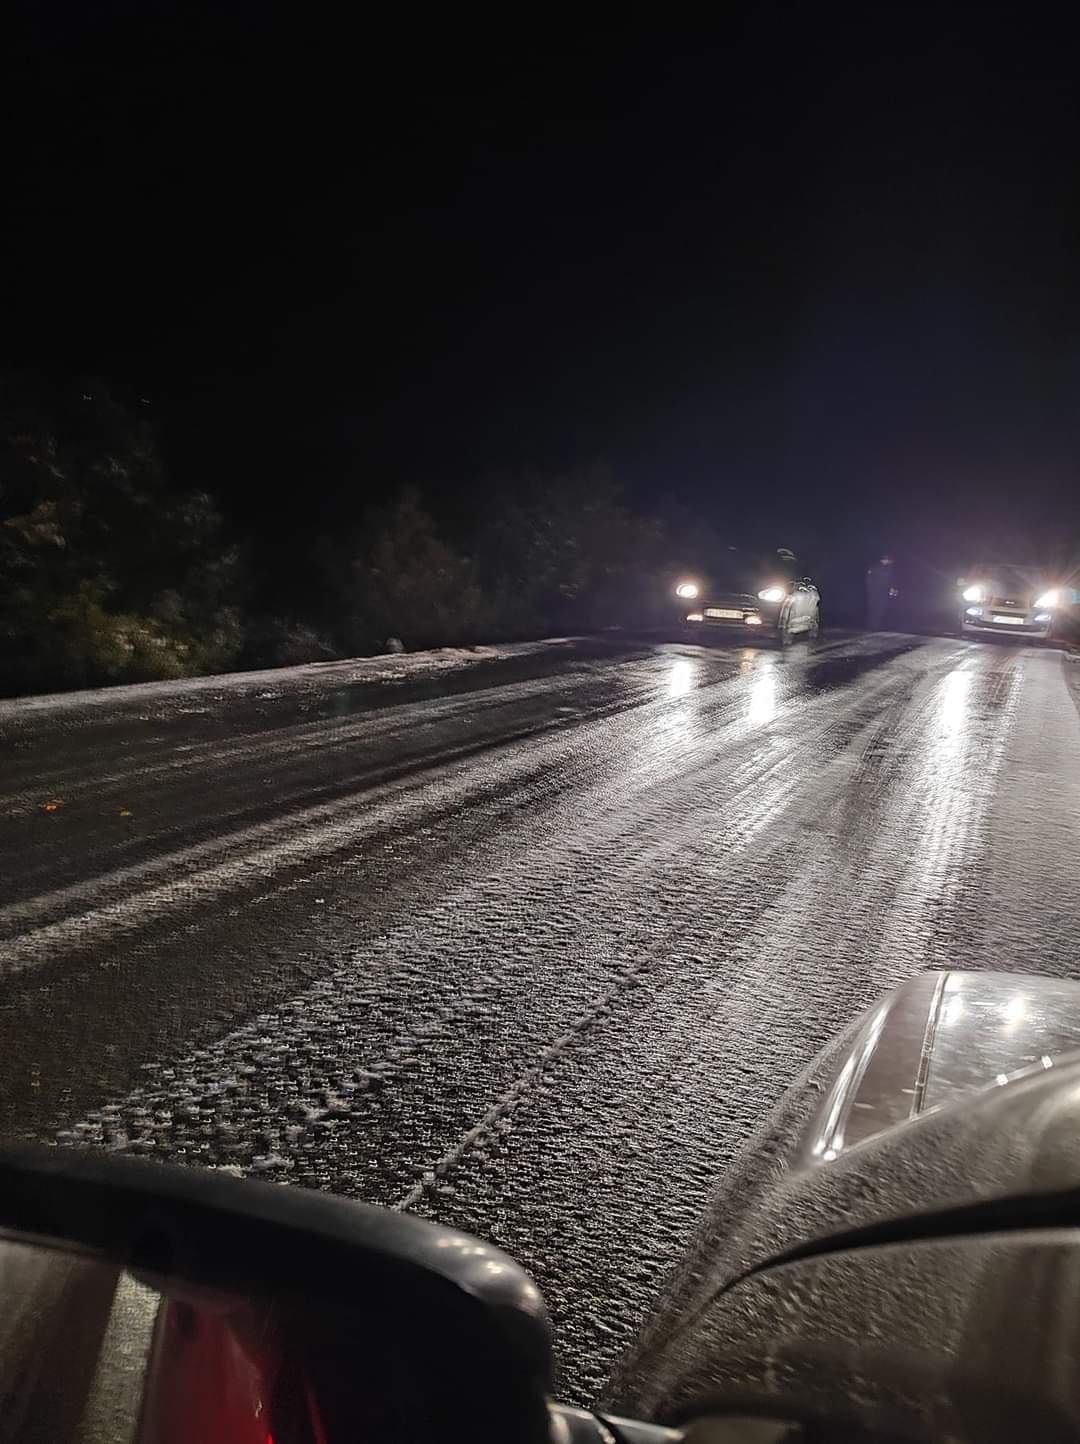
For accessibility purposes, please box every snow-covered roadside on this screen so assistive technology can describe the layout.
[1064,647,1080,720]
[0,637,589,720]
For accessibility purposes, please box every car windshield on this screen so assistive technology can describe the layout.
[711,550,796,593]
[970,563,1046,596]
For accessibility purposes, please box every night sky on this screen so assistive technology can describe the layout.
[7,6,1080,573]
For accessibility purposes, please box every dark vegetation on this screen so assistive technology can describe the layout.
[0,378,692,697]
[6,378,1077,698]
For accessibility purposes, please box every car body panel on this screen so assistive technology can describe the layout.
[671,1233,1080,1442]
[612,969,1080,1426]
[702,969,1080,1276]
[803,969,1080,1163]
[962,611,1053,637]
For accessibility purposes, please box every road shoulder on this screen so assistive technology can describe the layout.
[1064,647,1080,721]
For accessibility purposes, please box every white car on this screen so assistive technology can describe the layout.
[958,563,1075,639]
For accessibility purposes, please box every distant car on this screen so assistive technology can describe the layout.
[676,547,820,645]
[957,563,1077,640]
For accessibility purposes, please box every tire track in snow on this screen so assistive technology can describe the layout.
[0,640,910,971]
[54,641,942,1185]
[391,646,1040,1403]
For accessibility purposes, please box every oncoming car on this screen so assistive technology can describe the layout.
[957,562,1078,640]
[676,547,820,645]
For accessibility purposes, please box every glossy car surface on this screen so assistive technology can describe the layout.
[957,562,1075,638]
[616,968,1080,1441]
[677,548,820,644]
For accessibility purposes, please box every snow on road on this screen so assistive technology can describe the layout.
[0,637,587,719]
[3,632,1080,1403]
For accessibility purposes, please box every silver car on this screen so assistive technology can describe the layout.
[958,561,1075,639]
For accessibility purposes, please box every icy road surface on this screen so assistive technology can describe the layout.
[3,632,1080,1402]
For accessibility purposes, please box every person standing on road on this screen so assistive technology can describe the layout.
[865,555,898,630]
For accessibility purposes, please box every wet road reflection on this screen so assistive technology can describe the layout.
[938,666,971,736]
[747,665,778,727]
[2,631,1078,1406]
[667,657,694,698]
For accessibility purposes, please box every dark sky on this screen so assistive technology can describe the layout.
[6,6,1080,563]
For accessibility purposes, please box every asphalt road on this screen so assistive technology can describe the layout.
[3,631,1080,1404]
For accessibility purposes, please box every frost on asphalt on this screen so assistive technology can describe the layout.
[7,637,1080,1403]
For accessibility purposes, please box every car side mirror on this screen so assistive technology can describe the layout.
[0,1146,554,1444]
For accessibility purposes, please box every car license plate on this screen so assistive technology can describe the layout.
[704,608,743,619]
[992,614,1024,625]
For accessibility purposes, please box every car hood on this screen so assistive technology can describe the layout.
[801,970,1080,1163]
[745,970,1080,1271]
[967,568,1055,604]
[611,970,1080,1412]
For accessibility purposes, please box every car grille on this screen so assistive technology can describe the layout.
[702,593,756,609]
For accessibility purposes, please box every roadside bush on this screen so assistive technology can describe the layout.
[342,489,491,650]
[0,377,245,696]
[241,617,340,669]
[474,468,670,634]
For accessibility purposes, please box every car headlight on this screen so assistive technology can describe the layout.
[757,586,786,602]
[676,581,699,599]
[962,584,985,602]
[1034,589,1059,609]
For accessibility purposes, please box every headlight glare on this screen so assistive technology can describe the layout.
[962,585,985,602]
[1035,589,1059,609]
[757,586,786,603]
[676,581,699,599]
